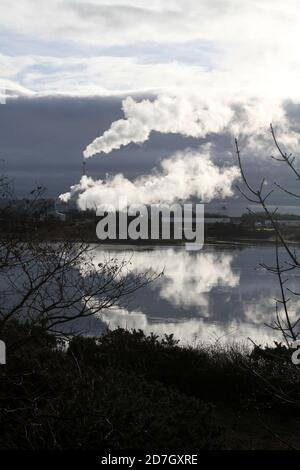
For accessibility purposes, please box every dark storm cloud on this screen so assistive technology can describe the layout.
[0,95,126,195]
[0,95,206,195]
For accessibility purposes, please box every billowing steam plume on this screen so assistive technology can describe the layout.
[60,146,239,210]
[83,94,235,158]
[82,93,297,161]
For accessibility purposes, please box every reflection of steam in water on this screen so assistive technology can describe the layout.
[85,245,294,345]
[88,247,239,311]
[154,250,239,309]
[96,305,280,346]
[244,297,300,326]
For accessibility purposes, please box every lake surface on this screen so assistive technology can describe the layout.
[86,243,300,347]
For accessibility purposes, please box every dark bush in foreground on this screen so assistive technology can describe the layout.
[78,328,300,410]
[0,322,223,449]
[1,322,300,449]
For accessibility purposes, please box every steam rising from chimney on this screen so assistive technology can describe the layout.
[60,145,240,210]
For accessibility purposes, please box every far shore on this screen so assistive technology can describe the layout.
[2,232,300,247]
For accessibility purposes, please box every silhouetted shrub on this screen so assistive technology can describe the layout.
[0,322,223,449]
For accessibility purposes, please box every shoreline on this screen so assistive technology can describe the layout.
[2,234,300,247]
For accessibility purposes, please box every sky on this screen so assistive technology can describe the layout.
[1,0,300,212]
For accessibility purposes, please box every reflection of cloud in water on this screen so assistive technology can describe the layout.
[85,246,294,345]
[244,298,275,325]
[245,296,300,326]
[155,250,239,309]
[97,305,280,346]
[88,247,239,311]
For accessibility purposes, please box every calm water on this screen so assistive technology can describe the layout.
[86,244,300,346]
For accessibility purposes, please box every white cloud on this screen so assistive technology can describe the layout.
[1,0,300,52]
[2,0,300,102]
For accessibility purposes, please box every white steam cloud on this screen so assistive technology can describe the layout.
[64,92,299,210]
[60,146,239,210]
[82,94,297,159]
[83,95,235,158]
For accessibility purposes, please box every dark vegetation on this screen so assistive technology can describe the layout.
[1,322,300,450]
[205,222,275,241]
[2,209,299,244]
